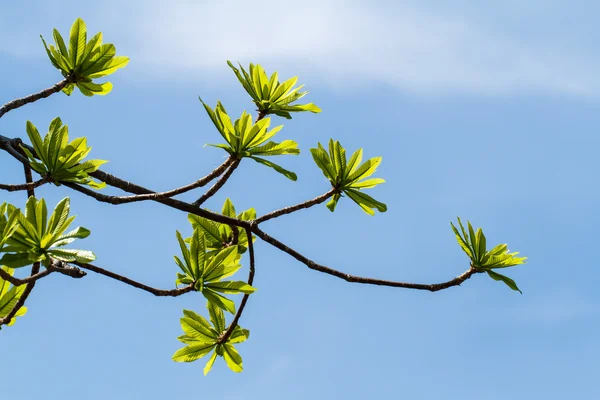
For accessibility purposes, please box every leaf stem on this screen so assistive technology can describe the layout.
[193,158,241,206]
[255,188,336,224]
[73,262,195,297]
[251,226,481,291]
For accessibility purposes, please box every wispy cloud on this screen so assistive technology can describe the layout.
[2,0,598,95]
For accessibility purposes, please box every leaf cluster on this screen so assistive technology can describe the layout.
[451,217,527,293]
[201,100,299,180]
[41,18,129,96]
[0,197,95,269]
[22,117,107,189]
[174,228,255,315]
[173,302,249,374]
[311,139,387,215]
[228,61,321,119]
[187,198,255,256]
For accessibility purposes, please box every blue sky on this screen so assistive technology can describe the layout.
[1,1,599,399]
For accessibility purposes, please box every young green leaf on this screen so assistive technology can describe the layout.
[41,18,128,97]
[487,270,522,294]
[21,118,107,189]
[310,140,386,215]
[201,99,299,179]
[2,197,95,268]
[173,307,250,374]
[228,61,321,119]
[451,218,527,274]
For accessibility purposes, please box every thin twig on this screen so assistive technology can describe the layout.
[77,156,234,204]
[251,226,479,291]
[0,178,50,192]
[0,136,29,164]
[61,180,250,229]
[0,79,70,119]
[2,135,245,228]
[0,265,53,286]
[0,260,86,286]
[219,227,256,343]
[22,161,35,198]
[2,135,234,204]
[255,188,336,224]
[193,158,241,206]
[73,262,195,297]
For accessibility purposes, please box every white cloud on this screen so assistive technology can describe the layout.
[2,0,598,95]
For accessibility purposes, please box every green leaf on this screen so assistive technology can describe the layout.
[228,326,250,344]
[204,280,256,295]
[326,193,341,212]
[222,343,243,372]
[189,228,206,279]
[310,146,336,182]
[450,220,473,259]
[349,178,385,189]
[87,56,129,78]
[203,351,218,375]
[203,246,239,281]
[487,270,522,294]
[207,301,225,333]
[181,315,218,342]
[69,18,87,66]
[344,188,387,215]
[188,214,223,247]
[250,157,297,181]
[0,253,32,269]
[346,157,382,184]
[221,198,237,219]
[172,343,216,363]
[248,140,300,157]
[202,289,236,314]
[47,248,95,263]
[0,267,28,326]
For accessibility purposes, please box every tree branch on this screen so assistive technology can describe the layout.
[70,156,235,205]
[0,139,252,228]
[72,262,195,297]
[0,260,86,286]
[76,156,234,204]
[1,135,234,203]
[255,188,336,224]
[219,227,256,343]
[0,136,29,164]
[251,226,480,291]
[0,178,50,192]
[0,79,70,119]
[193,158,241,206]
[3,134,478,295]
[0,265,53,286]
